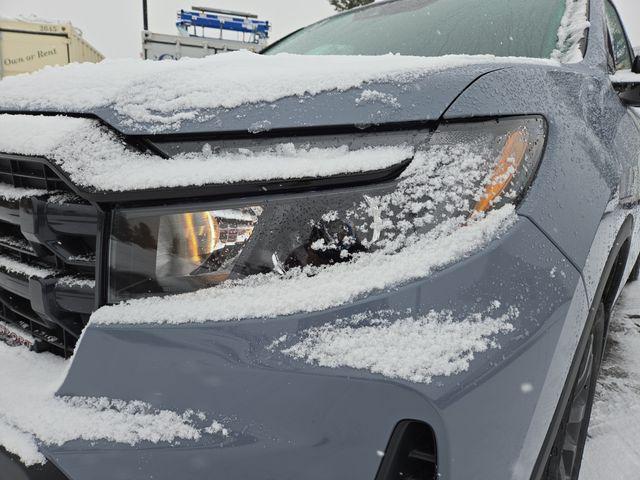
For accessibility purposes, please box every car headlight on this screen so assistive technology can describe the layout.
[108,116,545,302]
[155,207,262,279]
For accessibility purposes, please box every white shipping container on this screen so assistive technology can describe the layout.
[0,18,103,78]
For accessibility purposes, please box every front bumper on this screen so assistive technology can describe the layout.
[40,216,588,480]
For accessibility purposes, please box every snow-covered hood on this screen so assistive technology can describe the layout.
[0,51,559,136]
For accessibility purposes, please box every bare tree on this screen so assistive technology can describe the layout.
[329,0,375,12]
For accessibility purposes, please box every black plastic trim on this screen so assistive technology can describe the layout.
[376,419,438,480]
[142,120,437,143]
[0,268,31,298]
[0,269,93,316]
[0,149,412,204]
[0,447,69,480]
[82,158,412,204]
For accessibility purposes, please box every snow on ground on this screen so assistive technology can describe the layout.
[0,52,558,129]
[0,340,227,466]
[582,281,640,479]
[0,115,413,191]
[283,305,517,384]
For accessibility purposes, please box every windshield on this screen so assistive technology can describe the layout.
[265,0,568,59]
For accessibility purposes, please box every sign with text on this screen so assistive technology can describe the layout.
[1,31,69,77]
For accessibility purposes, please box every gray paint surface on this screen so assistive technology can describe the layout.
[8,0,640,478]
[53,218,583,480]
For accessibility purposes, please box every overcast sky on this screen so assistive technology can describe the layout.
[0,0,638,58]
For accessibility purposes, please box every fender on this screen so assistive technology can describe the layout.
[530,215,633,480]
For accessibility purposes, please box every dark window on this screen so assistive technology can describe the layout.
[266,0,569,59]
[605,0,633,70]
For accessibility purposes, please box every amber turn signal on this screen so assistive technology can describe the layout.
[473,128,529,215]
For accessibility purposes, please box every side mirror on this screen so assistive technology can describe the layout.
[611,69,640,107]
[634,55,640,74]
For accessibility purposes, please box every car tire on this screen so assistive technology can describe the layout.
[542,302,605,480]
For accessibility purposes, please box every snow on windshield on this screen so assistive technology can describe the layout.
[0,115,412,191]
[552,0,590,63]
[282,305,517,384]
[0,51,557,130]
[0,341,228,466]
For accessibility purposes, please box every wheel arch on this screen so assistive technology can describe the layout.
[601,215,634,337]
[530,213,634,480]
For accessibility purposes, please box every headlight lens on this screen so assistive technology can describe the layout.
[109,116,546,302]
[155,208,262,280]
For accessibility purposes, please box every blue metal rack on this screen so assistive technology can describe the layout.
[177,6,270,43]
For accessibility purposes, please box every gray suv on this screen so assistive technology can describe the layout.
[0,0,640,479]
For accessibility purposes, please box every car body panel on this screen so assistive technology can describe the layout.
[1,64,505,137]
[2,0,640,479]
[444,0,640,300]
[445,64,640,278]
[49,218,585,480]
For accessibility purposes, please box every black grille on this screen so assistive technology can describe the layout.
[376,421,438,480]
[0,153,97,357]
[0,153,74,193]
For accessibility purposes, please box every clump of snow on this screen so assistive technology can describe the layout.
[0,52,558,129]
[0,423,44,466]
[57,276,96,289]
[283,306,517,383]
[0,341,228,466]
[205,421,229,436]
[45,192,83,205]
[582,282,640,479]
[551,0,590,63]
[611,71,640,83]
[248,119,273,134]
[361,143,494,253]
[0,115,413,191]
[0,254,56,278]
[356,89,400,108]
[0,183,48,201]
[0,236,35,254]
